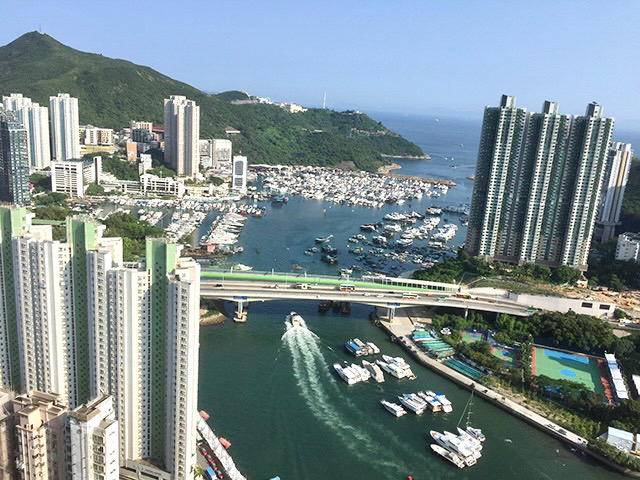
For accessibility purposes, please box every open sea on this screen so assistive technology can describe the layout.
[197,113,625,480]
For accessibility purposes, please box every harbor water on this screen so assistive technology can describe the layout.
[198,113,623,479]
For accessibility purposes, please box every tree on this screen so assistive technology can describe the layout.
[614,308,628,320]
[29,173,51,193]
[551,265,581,285]
[612,338,635,357]
[608,274,626,292]
[85,183,105,196]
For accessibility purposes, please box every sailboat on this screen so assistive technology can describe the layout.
[457,391,486,443]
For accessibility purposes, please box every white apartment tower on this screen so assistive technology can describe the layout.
[0,208,201,480]
[2,93,51,170]
[50,93,81,161]
[595,142,633,242]
[69,395,120,480]
[163,96,200,177]
[232,155,248,193]
[467,97,614,271]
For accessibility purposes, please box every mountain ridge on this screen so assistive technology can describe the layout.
[0,31,425,171]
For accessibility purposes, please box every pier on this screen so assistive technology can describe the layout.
[378,308,637,477]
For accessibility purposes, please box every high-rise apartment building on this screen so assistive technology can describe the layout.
[594,142,633,242]
[466,96,614,270]
[232,155,247,193]
[0,112,30,205]
[12,391,68,480]
[2,94,51,170]
[0,206,201,479]
[69,395,120,480]
[163,96,200,177]
[50,93,81,161]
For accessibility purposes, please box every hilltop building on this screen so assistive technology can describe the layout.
[163,96,200,177]
[594,142,633,242]
[2,93,51,170]
[0,207,201,480]
[0,111,30,205]
[466,96,614,271]
[50,93,80,161]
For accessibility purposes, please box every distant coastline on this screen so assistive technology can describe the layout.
[380,154,431,160]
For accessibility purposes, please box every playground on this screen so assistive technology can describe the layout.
[532,346,605,394]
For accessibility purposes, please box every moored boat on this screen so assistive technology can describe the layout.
[381,400,406,417]
[362,360,384,383]
[430,444,465,469]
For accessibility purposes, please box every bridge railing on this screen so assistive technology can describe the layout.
[200,268,460,294]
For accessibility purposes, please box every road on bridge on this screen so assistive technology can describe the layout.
[200,280,535,317]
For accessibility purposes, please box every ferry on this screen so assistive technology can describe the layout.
[333,363,358,385]
[381,400,406,417]
[430,444,465,469]
[285,311,304,329]
[362,360,384,383]
[345,339,366,357]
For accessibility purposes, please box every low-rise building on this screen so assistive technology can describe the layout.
[279,102,307,113]
[126,141,137,162]
[139,153,153,175]
[140,173,185,197]
[80,125,114,146]
[69,395,119,480]
[51,156,102,197]
[616,232,640,262]
[12,391,68,480]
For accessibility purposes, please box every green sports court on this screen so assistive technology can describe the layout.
[491,346,519,368]
[532,346,605,394]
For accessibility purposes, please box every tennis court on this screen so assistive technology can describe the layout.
[532,346,604,394]
[491,346,518,368]
[462,331,486,344]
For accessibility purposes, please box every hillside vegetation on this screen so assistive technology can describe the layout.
[0,32,424,171]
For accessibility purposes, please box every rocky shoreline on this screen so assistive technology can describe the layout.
[381,154,431,160]
[376,162,402,174]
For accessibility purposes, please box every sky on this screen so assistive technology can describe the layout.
[1,0,639,130]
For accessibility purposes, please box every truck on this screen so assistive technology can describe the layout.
[204,466,216,480]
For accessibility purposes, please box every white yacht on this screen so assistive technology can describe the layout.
[376,359,406,379]
[333,363,358,385]
[380,400,406,417]
[430,444,465,469]
[397,394,426,414]
[430,431,477,466]
[362,360,384,383]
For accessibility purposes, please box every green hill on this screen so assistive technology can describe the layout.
[0,32,425,171]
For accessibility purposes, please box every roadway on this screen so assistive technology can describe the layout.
[200,279,535,317]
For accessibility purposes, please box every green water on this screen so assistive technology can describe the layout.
[198,301,621,480]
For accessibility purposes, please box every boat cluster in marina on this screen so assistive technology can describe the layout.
[201,212,247,250]
[344,338,380,357]
[165,210,208,243]
[261,166,450,208]
[391,390,453,415]
[430,429,483,468]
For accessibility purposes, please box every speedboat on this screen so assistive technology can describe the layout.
[285,311,304,329]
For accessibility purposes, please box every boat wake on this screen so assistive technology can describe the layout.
[282,319,421,475]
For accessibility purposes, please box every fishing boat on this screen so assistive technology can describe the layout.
[341,302,351,315]
[315,234,333,243]
[318,300,332,313]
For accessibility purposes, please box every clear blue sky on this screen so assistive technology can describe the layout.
[2,0,639,129]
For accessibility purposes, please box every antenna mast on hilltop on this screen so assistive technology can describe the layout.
[323,91,327,109]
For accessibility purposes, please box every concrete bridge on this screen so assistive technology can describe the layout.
[199,270,536,320]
